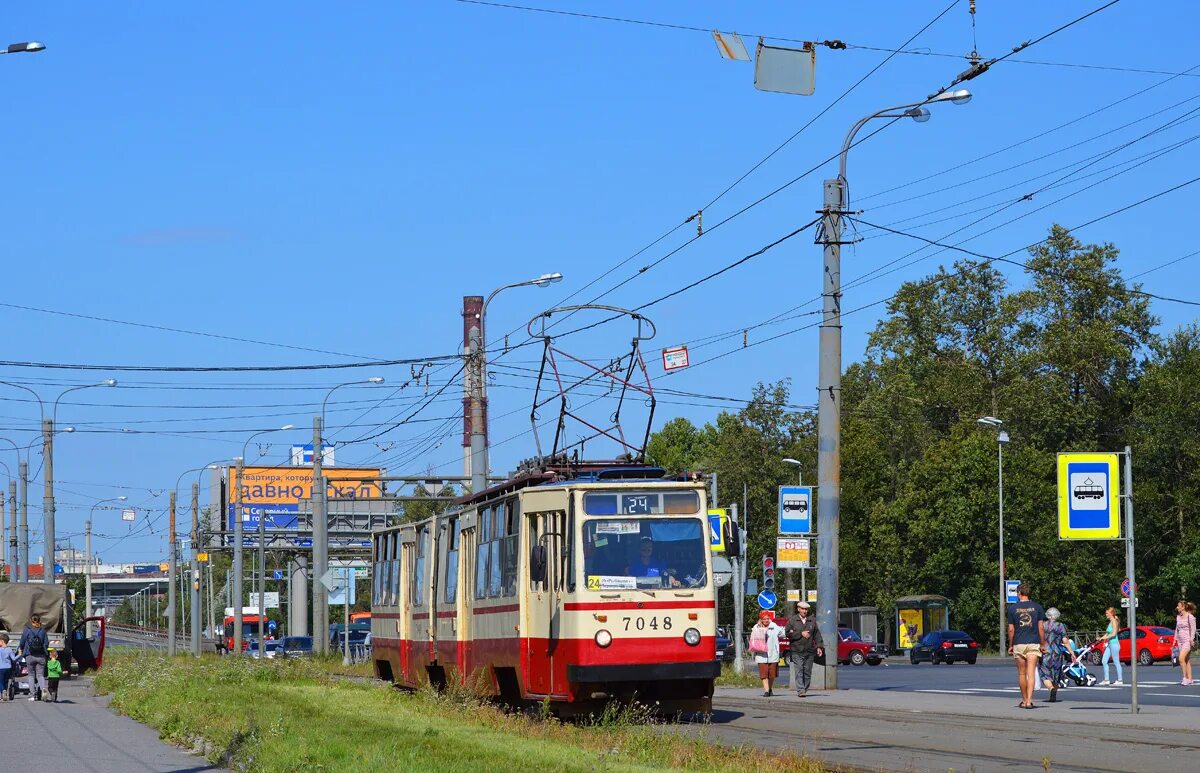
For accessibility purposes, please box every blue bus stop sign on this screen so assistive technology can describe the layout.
[1005,579,1021,604]
[757,590,778,610]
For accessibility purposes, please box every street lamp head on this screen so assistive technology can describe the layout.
[279,424,295,431]
[931,88,973,105]
[118,495,127,501]
[367,377,385,384]
[6,41,45,54]
[977,416,1003,427]
[101,379,117,387]
[997,430,1010,444]
[906,106,932,123]
[533,272,564,287]
[62,426,75,433]
[782,458,802,466]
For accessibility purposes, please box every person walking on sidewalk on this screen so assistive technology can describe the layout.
[749,611,784,697]
[1007,583,1047,709]
[1098,607,1123,686]
[0,634,16,701]
[784,600,824,698]
[1175,600,1196,685]
[17,614,50,702]
[1038,607,1067,702]
[45,649,63,702]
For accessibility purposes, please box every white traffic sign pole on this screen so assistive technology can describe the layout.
[1123,446,1138,714]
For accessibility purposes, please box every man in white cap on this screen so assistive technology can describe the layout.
[784,600,824,697]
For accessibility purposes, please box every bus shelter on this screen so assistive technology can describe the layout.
[895,595,951,653]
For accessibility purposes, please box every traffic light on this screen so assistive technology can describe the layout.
[762,556,775,591]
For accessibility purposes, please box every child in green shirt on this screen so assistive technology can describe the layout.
[46,649,63,702]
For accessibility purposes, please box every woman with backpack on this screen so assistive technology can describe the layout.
[17,614,50,701]
[1175,600,1196,686]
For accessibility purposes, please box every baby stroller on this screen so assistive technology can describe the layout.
[5,654,43,701]
[1057,645,1099,687]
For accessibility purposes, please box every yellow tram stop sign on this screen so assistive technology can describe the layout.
[1057,452,1120,540]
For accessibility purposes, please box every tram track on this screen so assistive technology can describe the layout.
[693,694,1200,773]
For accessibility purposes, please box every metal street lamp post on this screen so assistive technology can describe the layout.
[468,272,563,493]
[86,496,126,632]
[233,425,293,657]
[978,417,1010,652]
[44,380,117,583]
[313,379,384,655]
[815,90,971,689]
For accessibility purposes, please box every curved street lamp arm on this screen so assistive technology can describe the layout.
[0,381,45,417]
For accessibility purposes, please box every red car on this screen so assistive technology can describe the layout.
[1085,626,1176,666]
[769,617,886,666]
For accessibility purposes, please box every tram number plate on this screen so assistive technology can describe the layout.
[622,616,673,632]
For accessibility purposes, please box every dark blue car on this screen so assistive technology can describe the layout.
[715,626,735,664]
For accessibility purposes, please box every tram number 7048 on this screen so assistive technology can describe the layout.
[621,616,673,632]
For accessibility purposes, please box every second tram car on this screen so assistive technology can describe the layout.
[371,463,718,714]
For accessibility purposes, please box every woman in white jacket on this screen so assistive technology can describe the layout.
[749,610,784,697]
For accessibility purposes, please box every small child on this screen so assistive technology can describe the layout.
[46,648,63,703]
[0,634,16,701]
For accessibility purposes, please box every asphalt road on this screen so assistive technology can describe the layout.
[679,660,1200,772]
[2,675,216,772]
[809,657,1200,708]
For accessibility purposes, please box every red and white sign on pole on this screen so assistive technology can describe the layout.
[662,345,690,371]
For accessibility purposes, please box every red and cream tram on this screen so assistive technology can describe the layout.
[370,464,719,714]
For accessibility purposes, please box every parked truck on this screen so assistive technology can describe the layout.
[0,582,106,678]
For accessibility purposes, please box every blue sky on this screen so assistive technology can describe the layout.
[1,1,1196,562]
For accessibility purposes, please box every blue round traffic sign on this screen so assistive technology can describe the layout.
[757,590,778,610]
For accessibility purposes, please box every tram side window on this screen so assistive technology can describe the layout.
[413,527,428,607]
[373,536,383,604]
[528,513,544,592]
[390,533,401,606]
[475,507,491,599]
[444,517,460,605]
[501,501,519,597]
[488,504,504,598]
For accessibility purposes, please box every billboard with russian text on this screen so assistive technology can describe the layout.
[227,466,383,531]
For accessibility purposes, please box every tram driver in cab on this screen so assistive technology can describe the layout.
[627,536,682,588]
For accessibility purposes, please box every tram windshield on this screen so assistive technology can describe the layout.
[582,517,708,590]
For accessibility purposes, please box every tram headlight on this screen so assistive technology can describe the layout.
[595,629,613,648]
[684,627,701,646]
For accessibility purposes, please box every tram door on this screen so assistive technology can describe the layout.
[399,529,415,681]
[526,509,568,697]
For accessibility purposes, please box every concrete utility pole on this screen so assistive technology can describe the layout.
[815,89,972,690]
[312,416,326,655]
[233,455,245,655]
[290,555,308,636]
[191,482,201,657]
[258,486,267,648]
[84,520,91,627]
[18,460,28,582]
[42,418,54,583]
[462,295,483,486]
[7,480,14,579]
[168,490,177,656]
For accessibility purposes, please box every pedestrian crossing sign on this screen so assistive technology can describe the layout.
[1057,452,1120,540]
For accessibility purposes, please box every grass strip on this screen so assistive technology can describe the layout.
[93,653,825,772]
